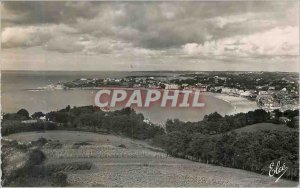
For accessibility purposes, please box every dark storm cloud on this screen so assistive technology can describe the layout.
[2,1,100,25]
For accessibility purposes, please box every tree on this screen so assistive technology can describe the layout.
[286,117,298,128]
[17,109,30,119]
[189,133,213,163]
[119,107,134,115]
[31,112,45,119]
[204,112,223,122]
[274,109,282,119]
[253,109,269,123]
[65,105,71,112]
[165,131,189,157]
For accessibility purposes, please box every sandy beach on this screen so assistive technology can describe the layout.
[205,92,259,115]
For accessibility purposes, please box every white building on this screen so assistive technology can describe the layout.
[240,91,251,97]
[21,120,38,124]
[164,84,179,90]
[221,87,233,94]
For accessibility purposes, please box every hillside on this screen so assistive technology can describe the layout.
[233,123,295,133]
[4,130,298,187]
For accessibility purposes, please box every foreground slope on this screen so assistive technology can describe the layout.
[6,130,298,187]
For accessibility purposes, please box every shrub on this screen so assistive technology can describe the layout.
[51,172,68,186]
[118,144,126,148]
[27,149,46,166]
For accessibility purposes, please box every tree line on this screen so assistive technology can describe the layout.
[159,130,298,180]
[153,109,298,181]
[2,106,165,140]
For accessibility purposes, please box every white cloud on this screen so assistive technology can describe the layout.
[182,26,299,57]
[1,26,49,48]
[45,35,84,53]
[1,24,77,48]
[209,13,255,29]
[79,37,160,57]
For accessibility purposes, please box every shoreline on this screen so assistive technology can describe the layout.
[205,92,259,115]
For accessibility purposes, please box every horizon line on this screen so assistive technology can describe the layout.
[1,69,299,73]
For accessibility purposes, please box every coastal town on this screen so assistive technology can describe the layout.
[37,72,299,112]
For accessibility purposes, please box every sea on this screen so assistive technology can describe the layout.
[1,71,237,124]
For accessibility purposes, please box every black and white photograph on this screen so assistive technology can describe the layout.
[1,1,299,187]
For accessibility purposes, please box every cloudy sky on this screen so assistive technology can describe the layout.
[1,1,299,71]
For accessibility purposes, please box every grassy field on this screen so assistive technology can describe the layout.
[5,130,299,187]
[233,122,295,133]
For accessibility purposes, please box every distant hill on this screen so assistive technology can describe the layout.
[233,122,295,133]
